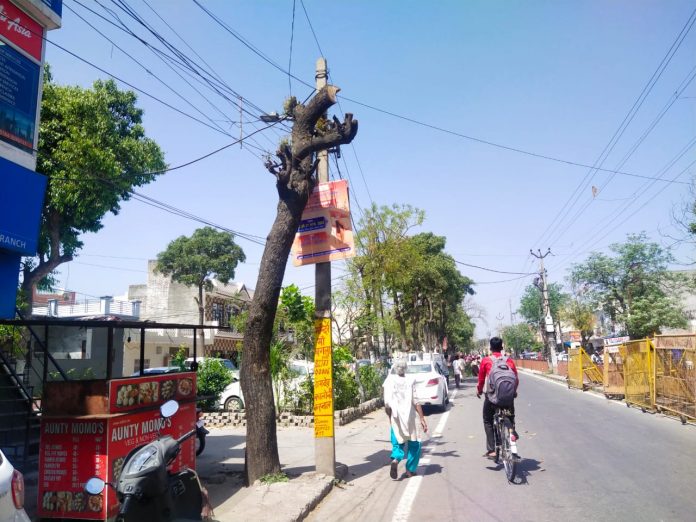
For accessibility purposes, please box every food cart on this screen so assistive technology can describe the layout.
[37,372,197,519]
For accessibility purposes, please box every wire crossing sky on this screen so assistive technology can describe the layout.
[43,0,696,335]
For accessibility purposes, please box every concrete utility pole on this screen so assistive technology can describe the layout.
[314,57,335,477]
[531,249,559,371]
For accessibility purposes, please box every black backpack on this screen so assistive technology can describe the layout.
[485,355,516,406]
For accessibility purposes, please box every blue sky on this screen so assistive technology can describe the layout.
[42,0,696,336]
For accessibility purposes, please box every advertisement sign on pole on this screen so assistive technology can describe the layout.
[291,180,355,266]
[313,317,334,438]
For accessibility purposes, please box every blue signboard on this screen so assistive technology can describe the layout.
[0,156,47,255]
[39,0,62,18]
[0,251,19,318]
[0,41,41,153]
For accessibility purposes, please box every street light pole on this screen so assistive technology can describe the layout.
[531,248,559,371]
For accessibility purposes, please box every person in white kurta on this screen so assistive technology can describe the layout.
[383,360,428,478]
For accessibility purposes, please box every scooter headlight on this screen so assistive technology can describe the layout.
[124,445,161,475]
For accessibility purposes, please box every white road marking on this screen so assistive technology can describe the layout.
[390,387,456,522]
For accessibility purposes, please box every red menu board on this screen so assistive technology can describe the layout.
[104,402,196,519]
[108,372,196,413]
[38,419,108,519]
[38,373,197,520]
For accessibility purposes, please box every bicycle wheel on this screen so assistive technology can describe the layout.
[500,422,517,482]
[493,416,501,464]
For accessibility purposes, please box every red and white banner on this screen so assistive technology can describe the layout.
[0,0,43,61]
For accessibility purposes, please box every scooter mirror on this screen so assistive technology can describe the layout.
[85,477,106,495]
[160,399,179,418]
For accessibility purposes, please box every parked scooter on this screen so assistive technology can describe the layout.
[196,407,209,457]
[86,400,211,522]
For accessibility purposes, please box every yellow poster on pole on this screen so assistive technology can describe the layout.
[313,317,333,437]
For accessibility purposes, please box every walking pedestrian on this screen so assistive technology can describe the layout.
[453,353,462,389]
[383,360,428,479]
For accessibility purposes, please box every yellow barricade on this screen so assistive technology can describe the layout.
[603,344,626,398]
[568,347,602,390]
[624,339,654,410]
[653,335,696,422]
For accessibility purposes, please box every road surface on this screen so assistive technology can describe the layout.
[308,372,696,522]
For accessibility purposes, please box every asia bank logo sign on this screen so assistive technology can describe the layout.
[0,1,43,61]
[0,5,32,39]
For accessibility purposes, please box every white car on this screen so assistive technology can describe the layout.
[0,449,31,522]
[219,378,245,411]
[406,361,449,411]
[185,357,240,379]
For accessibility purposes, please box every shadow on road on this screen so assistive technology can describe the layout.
[484,456,543,486]
[285,447,394,483]
[513,457,543,485]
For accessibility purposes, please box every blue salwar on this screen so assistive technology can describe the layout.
[390,427,421,473]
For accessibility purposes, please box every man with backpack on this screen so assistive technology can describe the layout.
[476,337,519,458]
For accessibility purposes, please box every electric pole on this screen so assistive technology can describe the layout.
[314,57,335,477]
[530,248,559,371]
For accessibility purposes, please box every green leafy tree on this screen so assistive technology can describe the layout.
[501,323,541,355]
[351,203,425,353]
[196,358,233,411]
[22,67,166,307]
[156,227,246,348]
[518,283,569,327]
[171,346,188,371]
[561,299,595,348]
[569,232,690,339]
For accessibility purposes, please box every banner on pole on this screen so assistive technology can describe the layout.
[313,317,334,438]
[292,180,355,266]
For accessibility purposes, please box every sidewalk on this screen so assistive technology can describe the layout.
[516,366,568,384]
[199,411,388,522]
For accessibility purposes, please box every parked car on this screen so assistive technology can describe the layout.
[185,357,239,379]
[130,366,181,376]
[0,449,30,522]
[219,378,244,411]
[406,360,449,412]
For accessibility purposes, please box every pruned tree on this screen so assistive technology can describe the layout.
[241,86,357,484]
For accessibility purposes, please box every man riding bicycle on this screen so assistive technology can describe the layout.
[476,337,519,458]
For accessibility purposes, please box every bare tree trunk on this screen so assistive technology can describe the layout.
[241,198,304,483]
[197,284,206,355]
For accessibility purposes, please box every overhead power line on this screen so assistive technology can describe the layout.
[454,260,536,276]
[192,1,691,187]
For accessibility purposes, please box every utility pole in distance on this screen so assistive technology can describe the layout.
[314,56,336,477]
[531,248,559,372]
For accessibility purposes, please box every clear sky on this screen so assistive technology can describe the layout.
[42,0,696,336]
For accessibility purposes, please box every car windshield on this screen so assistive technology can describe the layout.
[290,364,308,375]
[406,364,432,374]
[223,360,237,371]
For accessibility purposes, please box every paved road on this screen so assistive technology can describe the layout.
[308,373,696,522]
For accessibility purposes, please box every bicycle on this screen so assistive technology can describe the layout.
[493,406,519,482]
